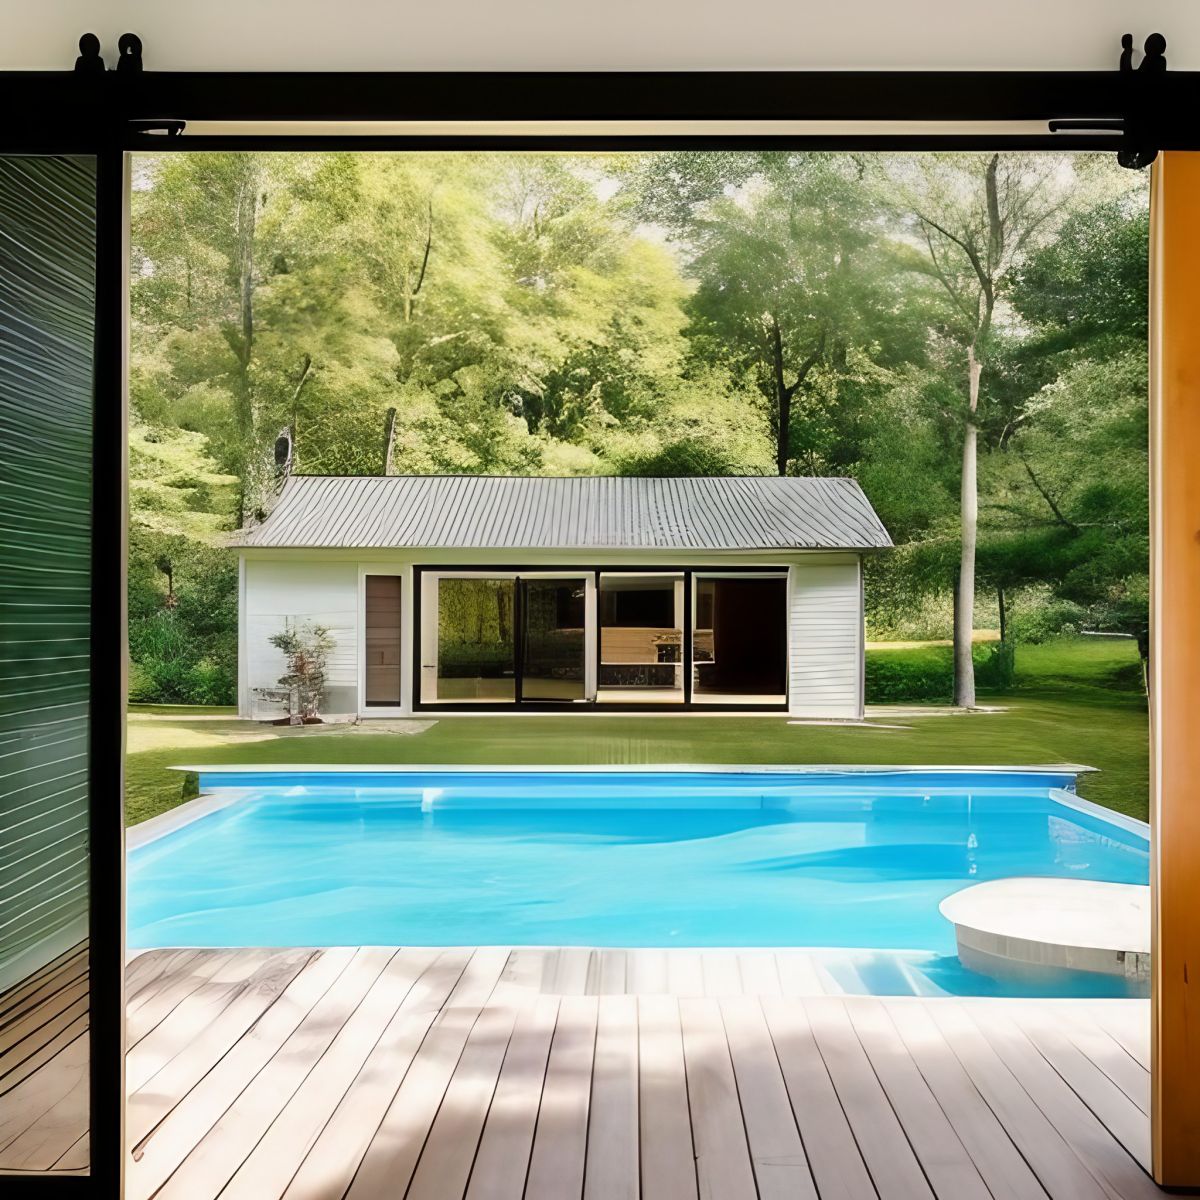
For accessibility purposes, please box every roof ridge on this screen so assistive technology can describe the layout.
[279,473,860,482]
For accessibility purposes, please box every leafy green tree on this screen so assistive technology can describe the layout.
[684,159,894,476]
[882,153,1082,706]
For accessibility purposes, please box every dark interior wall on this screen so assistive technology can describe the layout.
[697,577,787,695]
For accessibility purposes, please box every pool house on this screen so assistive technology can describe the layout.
[234,474,892,719]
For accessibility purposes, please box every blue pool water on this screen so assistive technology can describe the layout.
[126,769,1150,997]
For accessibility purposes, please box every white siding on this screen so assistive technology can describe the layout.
[241,559,359,718]
[788,560,863,718]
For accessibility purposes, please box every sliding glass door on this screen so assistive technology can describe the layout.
[519,578,587,701]
[420,572,591,705]
[428,576,517,702]
[692,574,788,704]
[418,568,786,708]
[597,574,684,704]
[0,155,97,1179]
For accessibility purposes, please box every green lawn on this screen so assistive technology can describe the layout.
[124,636,1149,826]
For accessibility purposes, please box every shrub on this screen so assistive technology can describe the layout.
[865,641,1016,704]
[865,646,952,703]
[975,639,1016,692]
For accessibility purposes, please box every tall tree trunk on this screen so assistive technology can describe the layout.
[997,585,1007,643]
[232,161,262,520]
[401,199,434,324]
[770,317,790,476]
[954,344,982,707]
[382,406,398,475]
[234,168,256,424]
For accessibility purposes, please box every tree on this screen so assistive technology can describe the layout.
[685,160,885,476]
[268,622,336,722]
[885,153,1077,706]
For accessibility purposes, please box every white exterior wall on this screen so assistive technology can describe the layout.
[240,550,867,719]
[240,557,360,719]
[788,559,864,719]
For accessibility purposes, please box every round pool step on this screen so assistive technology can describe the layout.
[939,877,1150,981]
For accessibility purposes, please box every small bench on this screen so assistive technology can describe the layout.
[939,877,1150,980]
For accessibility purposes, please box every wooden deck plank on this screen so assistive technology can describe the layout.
[1087,1003,1150,1072]
[737,953,783,997]
[0,978,88,1056]
[637,995,698,1200]
[678,995,757,1199]
[551,949,594,997]
[281,949,472,1200]
[774,953,827,997]
[126,950,313,1147]
[927,1002,1113,1200]
[0,1013,88,1094]
[524,994,598,1200]
[720,995,818,1200]
[1,948,1165,1199]
[155,947,395,1200]
[1012,1004,1152,1172]
[596,949,628,996]
[0,944,88,1019]
[854,998,993,1200]
[1054,1010,1151,1116]
[0,1041,90,1171]
[761,996,876,1200]
[0,1034,89,1169]
[0,953,87,1028]
[804,996,934,1200]
[627,949,669,994]
[52,1131,89,1172]
[120,949,196,1019]
[584,994,639,1200]
[405,996,520,1200]
[966,1005,1162,1200]
[127,947,356,1200]
[883,993,1041,1200]
[124,950,203,1017]
[700,951,741,997]
[665,951,703,996]
[126,951,240,1048]
[465,994,559,1200]
[125,948,276,1093]
[222,949,437,1200]
[342,948,510,1200]
[495,948,541,996]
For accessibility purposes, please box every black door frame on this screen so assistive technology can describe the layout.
[1,41,1197,1197]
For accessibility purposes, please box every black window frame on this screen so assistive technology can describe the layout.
[413,564,792,712]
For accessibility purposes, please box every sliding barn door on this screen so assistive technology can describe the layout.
[0,155,98,1182]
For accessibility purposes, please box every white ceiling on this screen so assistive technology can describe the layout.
[0,0,1195,72]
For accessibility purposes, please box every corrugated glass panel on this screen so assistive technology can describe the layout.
[0,154,95,1175]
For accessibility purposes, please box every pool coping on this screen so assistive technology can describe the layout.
[166,761,1097,776]
[130,763,1131,853]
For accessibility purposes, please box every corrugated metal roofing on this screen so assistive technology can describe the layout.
[234,475,893,551]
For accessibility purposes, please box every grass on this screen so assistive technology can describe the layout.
[124,636,1149,826]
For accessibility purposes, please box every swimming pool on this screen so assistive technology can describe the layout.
[126,768,1150,997]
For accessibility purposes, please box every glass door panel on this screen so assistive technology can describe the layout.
[0,155,96,1177]
[433,577,516,702]
[519,578,587,701]
[598,574,684,703]
[693,575,788,704]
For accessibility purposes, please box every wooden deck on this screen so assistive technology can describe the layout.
[1,944,1162,1198]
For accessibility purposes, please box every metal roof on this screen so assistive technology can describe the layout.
[234,475,892,552]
